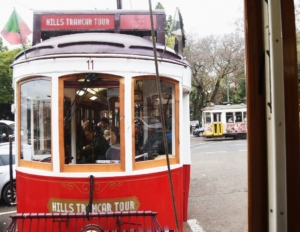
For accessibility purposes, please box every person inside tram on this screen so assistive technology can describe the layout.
[97,117,117,146]
[82,119,92,131]
[77,120,93,154]
[80,127,110,163]
[228,117,233,123]
[236,116,242,122]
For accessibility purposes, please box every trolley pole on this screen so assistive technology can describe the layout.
[116,0,122,9]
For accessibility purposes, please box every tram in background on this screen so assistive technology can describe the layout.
[202,104,247,139]
[6,8,191,232]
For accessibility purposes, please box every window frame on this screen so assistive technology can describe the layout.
[131,76,179,171]
[59,74,125,173]
[17,77,53,171]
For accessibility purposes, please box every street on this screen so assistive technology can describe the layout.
[0,136,247,232]
[0,199,16,231]
[186,136,247,232]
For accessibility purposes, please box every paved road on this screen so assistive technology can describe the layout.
[186,135,247,232]
[0,200,16,231]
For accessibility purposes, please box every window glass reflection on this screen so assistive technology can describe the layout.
[20,80,51,161]
[134,79,175,161]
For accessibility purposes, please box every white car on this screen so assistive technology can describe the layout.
[0,142,16,205]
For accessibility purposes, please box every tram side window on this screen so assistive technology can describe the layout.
[235,112,242,122]
[20,79,51,161]
[205,113,211,123]
[226,113,234,123]
[213,113,221,122]
[133,78,176,162]
[63,74,121,164]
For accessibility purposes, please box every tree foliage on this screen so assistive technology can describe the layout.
[0,48,22,103]
[155,2,175,49]
[0,37,8,52]
[184,32,245,121]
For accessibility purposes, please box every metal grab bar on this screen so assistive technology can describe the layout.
[5,211,169,232]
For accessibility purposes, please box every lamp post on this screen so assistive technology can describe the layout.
[226,75,230,102]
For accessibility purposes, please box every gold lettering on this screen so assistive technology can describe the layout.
[47,197,140,213]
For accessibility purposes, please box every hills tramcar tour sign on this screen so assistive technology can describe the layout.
[41,14,156,30]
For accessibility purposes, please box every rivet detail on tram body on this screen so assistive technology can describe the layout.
[278,122,282,126]
[268,116,271,120]
[280,212,284,215]
[270,209,273,213]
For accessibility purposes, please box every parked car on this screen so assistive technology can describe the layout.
[0,142,16,205]
[193,127,205,137]
[0,120,15,143]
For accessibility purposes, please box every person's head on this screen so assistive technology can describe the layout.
[84,129,93,141]
[82,121,92,131]
[97,117,110,129]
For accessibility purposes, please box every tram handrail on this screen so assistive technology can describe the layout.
[5,211,167,232]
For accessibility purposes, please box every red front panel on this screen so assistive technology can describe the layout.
[120,15,156,29]
[16,166,190,231]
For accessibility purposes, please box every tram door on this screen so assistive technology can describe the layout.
[212,112,223,136]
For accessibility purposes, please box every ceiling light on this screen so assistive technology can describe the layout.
[77,79,85,82]
[90,96,97,100]
[87,88,96,94]
[76,90,85,96]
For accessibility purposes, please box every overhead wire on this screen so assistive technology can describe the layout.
[148,0,180,231]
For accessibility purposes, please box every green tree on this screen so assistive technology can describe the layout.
[0,48,22,103]
[0,37,8,52]
[155,2,164,9]
[155,2,174,49]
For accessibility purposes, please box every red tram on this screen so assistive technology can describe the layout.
[8,9,191,232]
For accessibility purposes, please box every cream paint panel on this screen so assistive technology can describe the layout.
[265,0,287,231]
[181,91,191,164]
[13,57,190,87]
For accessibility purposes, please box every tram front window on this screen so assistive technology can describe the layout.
[20,79,51,161]
[205,113,211,123]
[63,74,122,164]
[133,78,177,163]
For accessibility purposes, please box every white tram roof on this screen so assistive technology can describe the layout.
[202,104,247,112]
[13,32,187,65]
